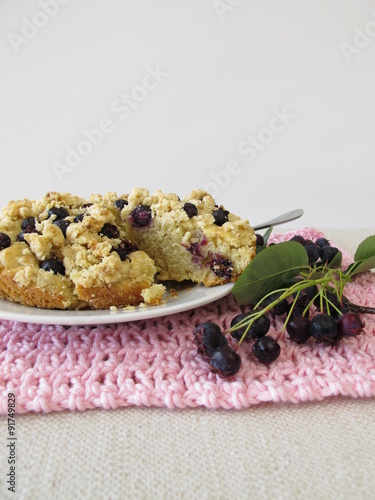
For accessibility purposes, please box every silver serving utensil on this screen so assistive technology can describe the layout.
[252,208,304,231]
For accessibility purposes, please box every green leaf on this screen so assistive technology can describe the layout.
[347,256,375,276]
[354,235,375,262]
[262,225,273,247]
[232,241,309,305]
[255,226,274,255]
[327,250,342,269]
[307,269,325,280]
[347,235,375,276]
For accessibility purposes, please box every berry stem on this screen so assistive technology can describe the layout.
[277,290,300,341]
[341,296,375,315]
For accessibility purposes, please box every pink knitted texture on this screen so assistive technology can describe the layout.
[1,228,375,414]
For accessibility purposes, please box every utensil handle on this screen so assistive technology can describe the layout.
[252,209,304,231]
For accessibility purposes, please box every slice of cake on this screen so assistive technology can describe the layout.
[0,192,164,309]
[99,188,257,287]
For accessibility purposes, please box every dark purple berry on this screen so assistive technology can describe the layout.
[230,313,252,342]
[48,207,69,220]
[315,237,330,248]
[17,224,38,241]
[114,199,128,210]
[320,245,339,264]
[21,217,36,231]
[40,258,65,275]
[230,313,270,342]
[325,291,341,309]
[306,244,321,264]
[286,316,311,343]
[314,291,341,317]
[263,292,289,316]
[309,313,338,343]
[290,234,306,245]
[338,312,364,337]
[0,233,11,251]
[255,234,264,246]
[99,223,120,239]
[193,322,228,359]
[130,205,152,227]
[249,315,271,339]
[304,285,319,301]
[183,202,198,218]
[272,299,289,316]
[209,345,241,377]
[253,336,281,363]
[53,219,70,237]
[212,208,229,226]
[292,294,311,317]
[293,300,308,318]
[112,240,138,261]
[74,214,85,223]
[210,257,233,280]
[20,217,38,236]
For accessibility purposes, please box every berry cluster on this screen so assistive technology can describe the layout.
[287,311,364,344]
[287,289,365,344]
[230,306,282,365]
[193,233,369,377]
[194,298,365,377]
[193,322,241,377]
[288,234,339,266]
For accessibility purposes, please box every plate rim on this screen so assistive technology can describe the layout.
[0,283,234,326]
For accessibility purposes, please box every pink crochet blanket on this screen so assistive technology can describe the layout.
[1,228,375,414]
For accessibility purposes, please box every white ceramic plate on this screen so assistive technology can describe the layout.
[0,282,234,326]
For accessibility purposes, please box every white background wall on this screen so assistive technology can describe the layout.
[0,0,374,228]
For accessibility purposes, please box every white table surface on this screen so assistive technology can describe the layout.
[2,228,375,500]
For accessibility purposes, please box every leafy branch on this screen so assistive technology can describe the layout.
[230,235,375,346]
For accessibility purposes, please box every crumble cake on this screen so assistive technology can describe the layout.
[0,189,256,309]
